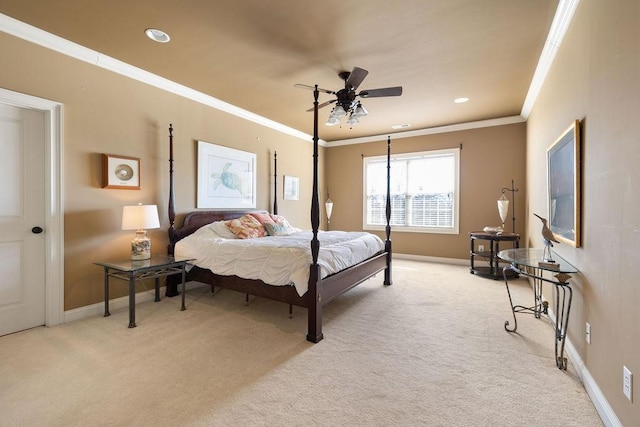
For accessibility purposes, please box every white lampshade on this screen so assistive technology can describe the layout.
[122,204,160,230]
[325,198,334,220]
[497,194,509,229]
[122,204,160,260]
[352,103,368,118]
[345,115,359,126]
[330,105,347,118]
[325,116,340,126]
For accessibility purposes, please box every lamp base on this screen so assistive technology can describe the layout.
[131,230,151,260]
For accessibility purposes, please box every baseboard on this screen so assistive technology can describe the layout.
[545,303,622,427]
[63,281,208,324]
[394,253,468,266]
[564,340,622,427]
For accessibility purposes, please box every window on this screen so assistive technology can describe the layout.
[363,148,460,234]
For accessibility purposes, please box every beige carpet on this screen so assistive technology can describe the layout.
[0,260,602,426]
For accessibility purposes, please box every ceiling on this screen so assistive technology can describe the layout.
[0,0,559,142]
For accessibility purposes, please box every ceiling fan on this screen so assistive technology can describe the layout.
[295,67,402,127]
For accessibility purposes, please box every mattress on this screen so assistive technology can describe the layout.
[174,222,385,296]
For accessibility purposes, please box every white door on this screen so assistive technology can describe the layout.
[0,104,46,336]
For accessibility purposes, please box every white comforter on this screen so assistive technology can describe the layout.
[174,223,385,296]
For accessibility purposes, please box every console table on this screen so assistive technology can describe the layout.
[469,231,519,279]
[498,248,578,370]
[95,256,192,328]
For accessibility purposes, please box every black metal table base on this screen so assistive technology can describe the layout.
[103,264,188,328]
[502,264,573,370]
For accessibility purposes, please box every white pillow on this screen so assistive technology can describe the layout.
[210,220,239,239]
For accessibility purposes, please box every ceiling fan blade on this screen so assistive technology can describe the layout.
[345,67,368,91]
[305,99,336,112]
[294,83,335,94]
[359,86,403,98]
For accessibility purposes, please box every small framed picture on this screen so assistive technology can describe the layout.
[102,154,140,189]
[283,175,299,200]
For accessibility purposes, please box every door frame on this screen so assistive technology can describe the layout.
[0,88,64,327]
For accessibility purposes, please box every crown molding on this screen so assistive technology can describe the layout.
[327,116,526,147]
[1,0,578,147]
[521,0,580,118]
[0,13,315,144]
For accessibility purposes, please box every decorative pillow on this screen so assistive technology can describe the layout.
[210,220,239,239]
[271,215,295,230]
[226,214,266,239]
[263,222,294,236]
[248,212,276,225]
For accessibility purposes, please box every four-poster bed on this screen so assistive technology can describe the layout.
[166,86,392,342]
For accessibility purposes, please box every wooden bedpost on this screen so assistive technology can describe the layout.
[307,85,323,343]
[273,151,278,215]
[166,123,180,297]
[384,136,393,286]
[168,123,176,255]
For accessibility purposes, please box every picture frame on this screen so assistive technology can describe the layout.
[102,154,140,189]
[547,120,581,247]
[197,140,256,208]
[283,175,300,201]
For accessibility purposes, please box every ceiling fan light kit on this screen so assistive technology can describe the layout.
[296,67,402,128]
[328,101,365,128]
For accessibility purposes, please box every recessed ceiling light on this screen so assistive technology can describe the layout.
[454,97,469,104]
[145,28,170,43]
[392,124,411,129]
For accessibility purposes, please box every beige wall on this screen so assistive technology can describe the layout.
[527,0,639,423]
[0,32,323,310]
[326,123,527,259]
[4,1,639,421]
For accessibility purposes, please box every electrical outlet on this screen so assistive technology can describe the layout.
[478,244,485,252]
[585,322,591,344]
[623,366,633,402]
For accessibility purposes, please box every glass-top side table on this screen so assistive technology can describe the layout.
[94,256,193,328]
[497,248,578,370]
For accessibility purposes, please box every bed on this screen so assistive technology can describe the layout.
[166,87,392,342]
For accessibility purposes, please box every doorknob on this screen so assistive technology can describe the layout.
[31,226,43,234]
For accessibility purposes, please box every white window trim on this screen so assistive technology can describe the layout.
[362,147,460,234]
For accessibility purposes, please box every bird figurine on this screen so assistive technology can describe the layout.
[534,213,560,262]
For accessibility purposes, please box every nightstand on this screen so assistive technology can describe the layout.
[94,256,192,328]
[469,231,519,279]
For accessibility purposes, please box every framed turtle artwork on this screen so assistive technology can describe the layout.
[102,154,140,189]
[197,140,256,208]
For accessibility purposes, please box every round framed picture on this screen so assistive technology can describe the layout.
[102,154,140,189]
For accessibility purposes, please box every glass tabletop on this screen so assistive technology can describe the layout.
[497,248,578,274]
[94,256,191,272]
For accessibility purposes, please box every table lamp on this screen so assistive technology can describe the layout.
[122,203,160,260]
[497,193,509,231]
[498,180,519,233]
